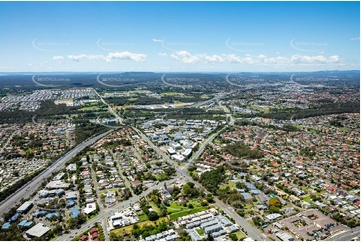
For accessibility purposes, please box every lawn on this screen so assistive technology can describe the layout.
[169,207,208,220]
[149,201,161,213]
[233,231,247,240]
[196,228,204,236]
[219,181,236,190]
[162,92,184,96]
[111,217,169,236]
[138,214,148,222]
[167,203,187,213]
[303,196,311,203]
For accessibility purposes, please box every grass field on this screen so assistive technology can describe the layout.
[219,181,236,190]
[233,231,247,240]
[149,201,161,214]
[303,196,311,203]
[169,207,208,220]
[196,228,204,236]
[162,92,185,96]
[167,203,187,213]
[111,217,169,236]
[138,214,148,222]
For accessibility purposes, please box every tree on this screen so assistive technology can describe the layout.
[269,205,280,213]
[268,197,281,207]
[148,211,159,221]
[206,232,214,241]
[229,233,238,241]
[252,216,264,227]
[205,194,214,203]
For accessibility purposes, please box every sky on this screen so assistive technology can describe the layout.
[0,1,359,72]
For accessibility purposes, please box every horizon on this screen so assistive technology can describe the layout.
[0,1,359,72]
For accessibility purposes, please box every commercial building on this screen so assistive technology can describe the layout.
[16,201,33,214]
[46,181,70,190]
[25,223,50,238]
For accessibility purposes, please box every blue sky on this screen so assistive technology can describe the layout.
[0,1,359,72]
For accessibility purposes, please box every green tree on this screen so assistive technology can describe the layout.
[148,211,159,221]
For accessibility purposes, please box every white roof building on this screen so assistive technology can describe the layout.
[83,202,97,215]
[25,223,50,238]
[17,201,33,214]
[46,181,70,190]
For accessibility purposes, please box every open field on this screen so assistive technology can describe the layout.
[169,207,209,220]
[111,217,169,236]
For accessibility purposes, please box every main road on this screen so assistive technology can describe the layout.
[93,89,123,125]
[0,129,113,219]
[326,227,360,241]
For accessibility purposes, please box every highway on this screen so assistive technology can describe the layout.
[188,92,228,108]
[161,74,192,89]
[0,129,113,219]
[218,100,234,126]
[93,89,123,125]
[326,227,360,241]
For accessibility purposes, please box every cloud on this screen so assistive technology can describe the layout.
[168,51,224,64]
[290,54,341,64]
[67,52,146,62]
[350,37,360,40]
[28,63,32,66]
[318,51,325,55]
[53,56,64,60]
[39,61,48,66]
[276,52,280,55]
[153,39,164,42]
[163,49,344,67]
[106,52,146,62]
[158,53,168,57]
[220,54,342,66]
[170,51,201,64]
[0,66,15,69]
[196,54,225,63]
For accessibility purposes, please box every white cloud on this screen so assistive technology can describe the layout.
[350,37,360,40]
[153,39,164,42]
[106,52,146,62]
[170,51,201,64]
[0,66,15,69]
[170,53,181,62]
[39,61,48,66]
[162,49,344,67]
[28,63,32,66]
[67,54,99,62]
[221,53,342,66]
[196,54,225,63]
[168,51,224,64]
[158,53,168,57]
[53,56,64,60]
[318,51,325,54]
[67,52,146,63]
